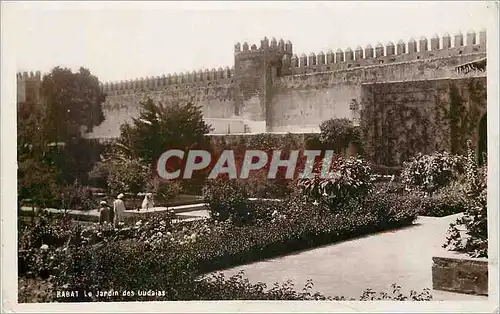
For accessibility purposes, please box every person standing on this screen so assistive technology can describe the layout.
[113,193,126,227]
[141,193,155,211]
[98,201,110,224]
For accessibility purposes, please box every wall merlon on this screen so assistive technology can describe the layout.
[375,43,384,58]
[454,31,464,47]
[431,35,440,51]
[442,33,452,49]
[408,38,418,53]
[308,52,317,66]
[397,40,406,55]
[300,53,308,67]
[365,45,374,58]
[467,30,476,46]
[317,51,325,65]
[345,47,354,61]
[261,36,269,49]
[278,38,285,51]
[355,46,363,61]
[326,50,334,64]
[270,37,277,49]
[386,42,395,56]
[336,48,344,63]
[479,29,486,46]
[419,36,428,52]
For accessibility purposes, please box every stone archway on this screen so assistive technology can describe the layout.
[478,113,487,165]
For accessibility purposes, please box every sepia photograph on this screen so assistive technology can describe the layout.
[1,1,499,312]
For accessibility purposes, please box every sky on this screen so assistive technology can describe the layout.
[5,1,496,83]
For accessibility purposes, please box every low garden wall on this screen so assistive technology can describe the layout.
[432,254,488,296]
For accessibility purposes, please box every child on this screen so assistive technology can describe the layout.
[98,201,110,224]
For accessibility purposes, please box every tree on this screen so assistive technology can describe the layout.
[118,98,212,164]
[17,101,48,160]
[319,118,362,154]
[42,66,105,143]
[40,66,106,183]
[90,148,150,196]
[17,101,61,210]
[17,66,107,209]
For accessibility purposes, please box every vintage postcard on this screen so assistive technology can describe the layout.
[1,1,499,313]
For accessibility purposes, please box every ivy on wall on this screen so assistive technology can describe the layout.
[360,77,486,166]
[435,79,485,156]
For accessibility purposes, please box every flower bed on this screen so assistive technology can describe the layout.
[18,189,419,301]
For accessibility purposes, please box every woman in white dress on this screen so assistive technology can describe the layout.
[141,193,154,210]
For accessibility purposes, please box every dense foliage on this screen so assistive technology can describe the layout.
[359,77,486,166]
[414,182,469,217]
[202,179,253,225]
[118,98,212,164]
[443,147,488,258]
[18,66,106,206]
[319,118,362,154]
[90,148,150,196]
[298,157,373,210]
[42,67,105,141]
[401,151,467,194]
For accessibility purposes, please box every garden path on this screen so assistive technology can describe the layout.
[212,214,488,301]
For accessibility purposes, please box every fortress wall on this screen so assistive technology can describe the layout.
[85,70,235,139]
[18,30,488,139]
[269,51,486,132]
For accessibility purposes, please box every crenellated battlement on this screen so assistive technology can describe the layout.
[284,29,486,75]
[100,66,235,94]
[17,71,42,81]
[234,37,293,55]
